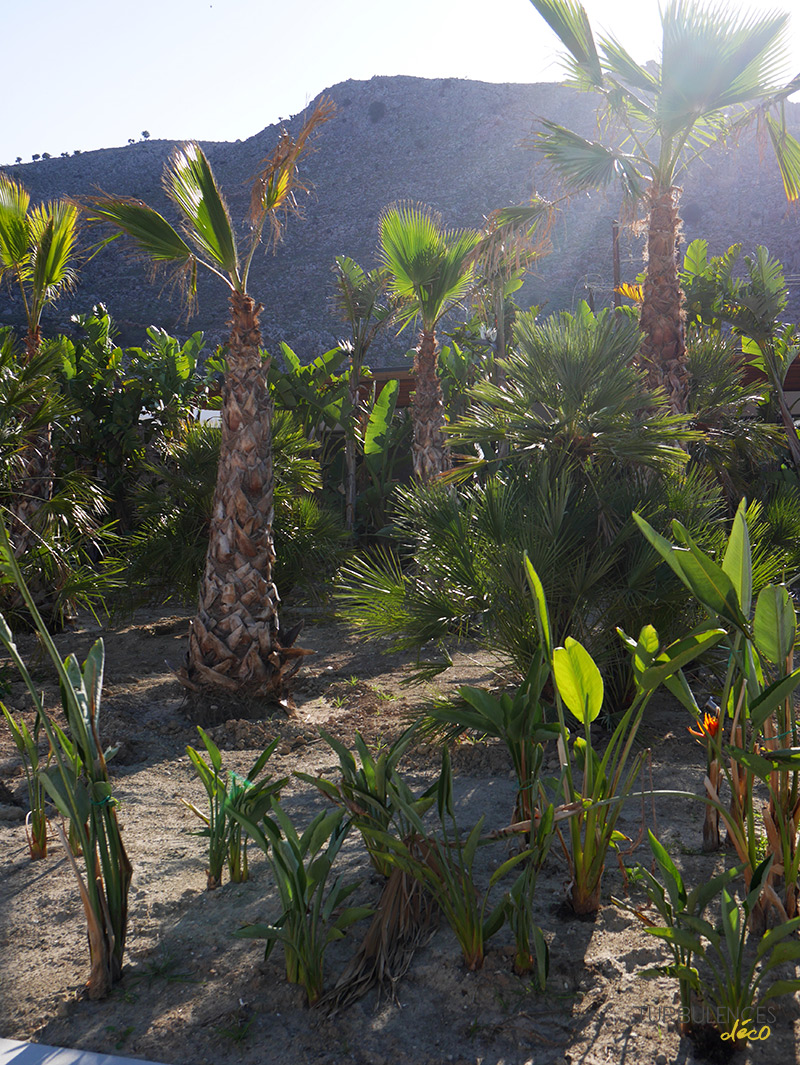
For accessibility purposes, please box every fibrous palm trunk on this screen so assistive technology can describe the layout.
[184,291,309,706]
[412,330,449,482]
[639,184,689,415]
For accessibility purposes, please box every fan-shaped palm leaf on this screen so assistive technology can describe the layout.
[379,203,480,332]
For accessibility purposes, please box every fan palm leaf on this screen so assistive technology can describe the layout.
[379,203,480,332]
[163,143,239,279]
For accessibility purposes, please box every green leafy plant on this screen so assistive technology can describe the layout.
[613,829,739,1028]
[56,306,209,531]
[366,749,532,971]
[424,654,560,829]
[502,798,555,983]
[232,801,370,1005]
[1,702,50,858]
[0,514,131,999]
[627,850,800,1048]
[526,555,724,914]
[183,728,286,889]
[635,500,800,928]
[296,725,432,877]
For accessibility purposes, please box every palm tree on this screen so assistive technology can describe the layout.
[378,203,480,482]
[331,256,393,530]
[527,0,800,414]
[470,200,553,383]
[0,176,80,553]
[88,99,334,706]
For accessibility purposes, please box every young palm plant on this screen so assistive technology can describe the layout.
[87,99,334,708]
[378,203,480,482]
[330,256,394,530]
[0,176,80,559]
[527,0,800,413]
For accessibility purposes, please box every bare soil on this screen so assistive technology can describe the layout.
[1,604,798,1065]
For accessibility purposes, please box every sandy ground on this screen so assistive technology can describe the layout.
[1,604,799,1065]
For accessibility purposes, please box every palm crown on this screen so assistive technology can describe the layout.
[529,0,800,415]
[0,176,79,358]
[531,0,800,199]
[378,203,480,333]
[88,98,334,305]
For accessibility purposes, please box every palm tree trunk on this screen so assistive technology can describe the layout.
[639,184,689,415]
[184,291,309,706]
[412,330,449,482]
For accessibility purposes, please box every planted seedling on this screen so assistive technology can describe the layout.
[2,702,50,858]
[183,728,286,888]
[232,800,371,1005]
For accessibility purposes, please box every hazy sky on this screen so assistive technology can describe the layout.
[4,0,799,165]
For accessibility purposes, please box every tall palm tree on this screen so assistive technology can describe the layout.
[528,0,800,414]
[0,177,80,540]
[89,99,334,706]
[378,203,480,482]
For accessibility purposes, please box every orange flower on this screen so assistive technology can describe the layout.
[688,712,720,743]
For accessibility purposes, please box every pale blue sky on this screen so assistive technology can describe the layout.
[4,0,798,165]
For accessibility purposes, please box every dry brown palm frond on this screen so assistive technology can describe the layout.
[317,839,439,1016]
[248,96,336,247]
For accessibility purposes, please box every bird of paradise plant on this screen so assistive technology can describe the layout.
[635,500,800,929]
[525,554,724,914]
[688,708,722,851]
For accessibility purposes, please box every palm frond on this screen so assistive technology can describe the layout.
[25,202,80,312]
[599,35,659,96]
[766,111,800,202]
[536,121,645,197]
[247,96,335,253]
[451,303,693,472]
[528,0,603,87]
[164,143,238,281]
[86,196,200,303]
[658,2,790,136]
[0,175,31,269]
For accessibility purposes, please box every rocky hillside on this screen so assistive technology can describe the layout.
[3,75,799,365]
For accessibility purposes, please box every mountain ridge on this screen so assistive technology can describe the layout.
[2,75,799,364]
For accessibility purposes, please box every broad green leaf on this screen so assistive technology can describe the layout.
[524,554,552,658]
[748,667,800,730]
[647,830,686,909]
[364,379,398,480]
[196,726,222,774]
[721,500,752,616]
[632,512,686,581]
[682,238,709,279]
[760,978,800,1003]
[672,534,748,628]
[662,670,700,714]
[645,926,704,953]
[553,637,603,725]
[754,584,796,665]
[638,630,726,691]
[727,746,777,781]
